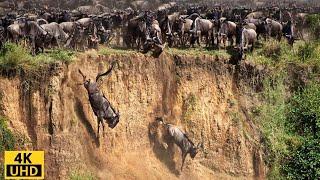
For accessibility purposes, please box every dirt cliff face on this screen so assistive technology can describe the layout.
[0,51,267,179]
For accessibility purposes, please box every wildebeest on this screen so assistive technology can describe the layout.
[245,11,266,19]
[60,21,86,50]
[124,16,146,48]
[7,19,48,54]
[237,25,257,60]
[244,18,268,40]
[41,22,69,48]
[177,16,193,46]
[189,17,214,47]
[282,20,295,46]
[78,63,120,138]
[265,18,283,41]
[219,20,237,48]
[155,117,202,171]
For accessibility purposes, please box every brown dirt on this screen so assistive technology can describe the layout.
[0,50,268,179]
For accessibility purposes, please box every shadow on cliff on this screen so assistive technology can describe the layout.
[74,97,100,147]
[148,121,180,176]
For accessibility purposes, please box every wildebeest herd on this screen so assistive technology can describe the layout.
[0,1,318,58]
[2,0,320,171]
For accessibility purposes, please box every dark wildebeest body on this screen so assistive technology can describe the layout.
[190,17,214,47]
[282,20,295,46]
[79,63,120,138]
[41,22,69,48]
[156,117,202,171]
[244,18,268,40]
[219,20,237,48]
[8,20,48,54]
[265,18,283,41]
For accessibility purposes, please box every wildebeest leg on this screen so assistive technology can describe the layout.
[56,38,61,48]
[223,36,226,49]
[97,117,102,138]
[230,35,234,47]
[277,33,282,42]
[31,37,36,56]
[251,43,254,52]
[101,120,105,137]
[181,152,187,171]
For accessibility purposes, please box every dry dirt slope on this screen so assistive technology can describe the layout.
[0,51,267,179]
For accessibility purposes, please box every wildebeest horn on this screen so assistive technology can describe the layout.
[78,69,86,81]
[95,62,115,82]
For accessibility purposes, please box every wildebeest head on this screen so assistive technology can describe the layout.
[189,142,202,159]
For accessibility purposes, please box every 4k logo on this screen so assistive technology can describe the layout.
[4,151,44,179]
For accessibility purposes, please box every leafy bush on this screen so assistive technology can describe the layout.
[0,43,74,71]
[306,14,320,39]
[0,43,31,70]
[297,42,319,63]
[282,138,320,180]
[0,116,15,152]
[254,74,295,178]
[287,83,320,138]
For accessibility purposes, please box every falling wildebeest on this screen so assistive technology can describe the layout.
[78,63,120,138]
[155,117,203,171]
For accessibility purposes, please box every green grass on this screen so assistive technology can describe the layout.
[167,47,230,59]
[248,40,320,68]
[0,43,74,72]
[69,170,96,180]
[98,46,136,56]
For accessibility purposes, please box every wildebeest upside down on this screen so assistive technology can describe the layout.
[78,62,120,138]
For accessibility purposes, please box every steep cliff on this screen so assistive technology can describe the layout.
[0,50,268,179]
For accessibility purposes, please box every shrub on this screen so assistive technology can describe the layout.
[287,83,320,138]
[0,43,31,70]
[297,42,318,63]
[306,14,320,39]
[0,116,15,152]
[0,43,74,71]
[261,39,282,60]
[282,138,320,179]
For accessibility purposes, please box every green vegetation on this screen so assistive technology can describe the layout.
[287,83,320,138]
[252,73,295,178]
[168,47,230,59]
[247,40,320,68]
[98,46,136,56]
[0,43,74,72]
[282,139,320,179]
[0,116,15,152]
[182,93,197,122]
[69,170,96,180]
[249,38,320,179]
[306,14,320,39]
